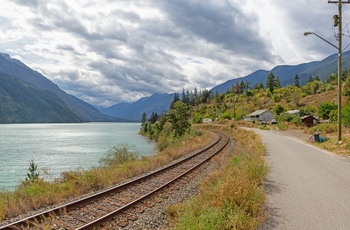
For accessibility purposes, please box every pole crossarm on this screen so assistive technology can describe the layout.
[328,1,350,3]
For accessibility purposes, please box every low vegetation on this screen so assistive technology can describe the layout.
[167,124,268,230]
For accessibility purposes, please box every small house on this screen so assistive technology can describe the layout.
[246,110,274,122]
[301,115,318,126]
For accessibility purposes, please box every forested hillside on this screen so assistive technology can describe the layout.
[0,73,86,123]
[0,53,125,123]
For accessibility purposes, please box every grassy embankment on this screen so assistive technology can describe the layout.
[0,130,213,221]
[167,122,268,230]
[305,123,350,155]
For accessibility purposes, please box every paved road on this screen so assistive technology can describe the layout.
[252,129,350,230]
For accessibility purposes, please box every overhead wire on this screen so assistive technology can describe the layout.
[341,2,350,51]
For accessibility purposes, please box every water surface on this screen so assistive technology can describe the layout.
[0,122,156,190]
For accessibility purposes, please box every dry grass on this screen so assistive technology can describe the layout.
[0,130,213,221]
[166,124,268,230]
[299,88,338,107]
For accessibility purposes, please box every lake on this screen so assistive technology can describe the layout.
[0,122,156,191]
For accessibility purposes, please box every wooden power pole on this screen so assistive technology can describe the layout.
[327,0,350,142]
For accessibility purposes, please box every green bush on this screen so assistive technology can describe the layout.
[220,112,232,120]
[342,104,350,127]
[292,116,301,126]
[318,102,337,119]
[192,113,203,124]
[273,94,281,102]
[99,143,139,166]
[273,104,285,115]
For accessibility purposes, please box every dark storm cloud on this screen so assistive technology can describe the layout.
[157,0,274,60]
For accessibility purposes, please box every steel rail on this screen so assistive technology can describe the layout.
[0,131,229,230]
[77,131,229,229]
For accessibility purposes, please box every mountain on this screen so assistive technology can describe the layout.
[99,93,174,121]
[0,53,126,123]
[211,50,350,94]
[100,50,350,121]
[0,73,86,123]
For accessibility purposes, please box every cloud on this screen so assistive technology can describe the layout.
[1,0,348,107]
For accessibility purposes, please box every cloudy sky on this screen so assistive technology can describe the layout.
[1,0,350,107]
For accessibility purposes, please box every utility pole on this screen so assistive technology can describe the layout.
[328,0,350,142]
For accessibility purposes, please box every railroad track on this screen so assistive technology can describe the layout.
[1,131,229,230]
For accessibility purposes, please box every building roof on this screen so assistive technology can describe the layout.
[301,115,318,120]
[286,110,300,115]
[247,109,271,117]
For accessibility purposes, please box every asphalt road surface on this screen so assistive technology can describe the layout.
[252,129,350,230]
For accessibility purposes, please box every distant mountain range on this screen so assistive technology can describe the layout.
[98,93,174,121]
[211,50,350,93]
[1,50,349,123]
[102,50,350,121]
[0,53,126,123]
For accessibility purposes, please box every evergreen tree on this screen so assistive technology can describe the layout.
[193,88,198,105]
[200,89,211,103]
[308,75,314,83]
[244,80,251,91]
[150,112,159,124]
[182,89,189,105]
[294,74,300,87]
[275,76,281,88]
[239,81,245,94]
[186,90,191,105]
[26,160,40,183]
[253,82,264,90]
[266,72,276,92]
[170,92,180,109]
[141,112,147,124]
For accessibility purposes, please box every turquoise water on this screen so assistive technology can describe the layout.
[0,123,156,190]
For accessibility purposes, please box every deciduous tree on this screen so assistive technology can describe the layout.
[168,101,191,137]
[318,102,337,119]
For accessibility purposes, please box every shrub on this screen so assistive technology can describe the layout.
[318,102,337,119]
[273,94,281,102]
[342,104,350,127]
[99,143,139,166]
[273,104,285,115]
[192,113,203,124]
[292,116,301,126]
[220,112,232,120]
[25,160,40,183]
